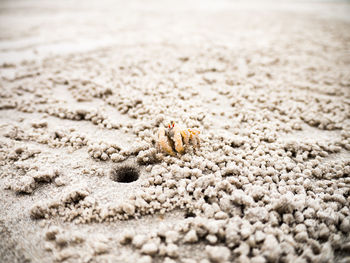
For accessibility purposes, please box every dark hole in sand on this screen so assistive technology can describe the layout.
[111,166,139,183]
[184,211,196,218]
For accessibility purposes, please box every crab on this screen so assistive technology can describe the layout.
[156,121,200,156]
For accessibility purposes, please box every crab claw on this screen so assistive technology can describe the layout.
[173,124,185,154]
[157,127,175,156]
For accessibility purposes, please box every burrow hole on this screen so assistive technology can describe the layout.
[111,165,140,183]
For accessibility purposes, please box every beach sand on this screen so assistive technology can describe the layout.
[1,0,350,262]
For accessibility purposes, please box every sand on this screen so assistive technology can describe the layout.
[1,0,350,262]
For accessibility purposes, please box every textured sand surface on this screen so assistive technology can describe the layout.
[1,0,350,262]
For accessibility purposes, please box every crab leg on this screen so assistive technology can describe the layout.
[189,129,200,148]
[180,129,190,146]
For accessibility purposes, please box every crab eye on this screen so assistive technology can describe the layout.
[172,123,175,128]
[168,124,171,128]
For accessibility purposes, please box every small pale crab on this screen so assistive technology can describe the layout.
[156,121,200,156]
